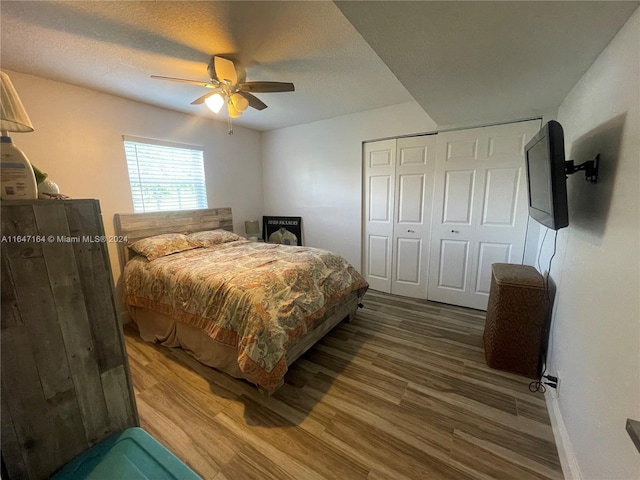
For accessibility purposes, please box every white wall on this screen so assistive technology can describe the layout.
[261,101,437,268]
[538,8,640,479]
[6,71,263,315]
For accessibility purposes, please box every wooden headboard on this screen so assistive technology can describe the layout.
[113,207,233,270]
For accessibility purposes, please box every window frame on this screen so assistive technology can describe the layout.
[123,135,208,213]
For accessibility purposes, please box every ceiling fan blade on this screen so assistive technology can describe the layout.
[151,75,217,88]
[214,56,238,84]
[239,82,295,93]
[240,92,268,111]
[191,90,221,105]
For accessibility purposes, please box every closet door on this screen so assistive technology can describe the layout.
[391,135,436,298]
[363,139,396,293]
[363,135,436,298]
[427,120,541,310]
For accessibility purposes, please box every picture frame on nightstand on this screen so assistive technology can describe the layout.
[263,216,302,246]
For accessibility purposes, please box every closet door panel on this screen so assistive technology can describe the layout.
[363,140,396,293]
[391,135,436,299]
[428,120,541,310]
[364,135,436,299]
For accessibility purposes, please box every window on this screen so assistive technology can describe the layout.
[123,136,207,213]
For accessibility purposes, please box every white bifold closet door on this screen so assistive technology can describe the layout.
[427,119,541,310]
[363,135,436,299]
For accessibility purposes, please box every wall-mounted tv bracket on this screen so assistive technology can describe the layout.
[565,154,600,183]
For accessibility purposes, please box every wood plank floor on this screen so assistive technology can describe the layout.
[124,290,563,480]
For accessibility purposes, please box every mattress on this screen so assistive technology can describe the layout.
[124,240,368,392]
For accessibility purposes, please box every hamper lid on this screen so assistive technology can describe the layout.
[491,263,545,289]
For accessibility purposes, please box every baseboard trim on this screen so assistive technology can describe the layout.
[545,391,583,480]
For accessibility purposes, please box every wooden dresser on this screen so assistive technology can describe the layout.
[1,199,138,479]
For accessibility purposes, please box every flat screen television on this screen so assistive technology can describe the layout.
[524,120,569,230]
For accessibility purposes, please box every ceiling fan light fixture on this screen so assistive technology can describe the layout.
[153,55,294,134]
[227,101,242,118]
[204,93,224,113]
[230,93,249,113]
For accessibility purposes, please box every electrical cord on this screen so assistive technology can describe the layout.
[529,378,547,393]
[546,231,558,290]
[536,227,549,274]
[529,376,559,393]
[529,228,558,393]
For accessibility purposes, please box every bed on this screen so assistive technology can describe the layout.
[114,208,368,393]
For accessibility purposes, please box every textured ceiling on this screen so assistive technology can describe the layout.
[337,1,639,127]
[0,1,413,131]
[1,1,638,131]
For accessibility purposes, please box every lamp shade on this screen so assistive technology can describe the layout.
[204,93,225,114]
[0,71,34,133]
[230,93,249,113]
[244,220,260,235]
[227,101,242,118]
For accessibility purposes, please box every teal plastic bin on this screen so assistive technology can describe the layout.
[52,427,201,480]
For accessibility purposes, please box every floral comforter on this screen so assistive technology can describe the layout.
[124,240,368,392]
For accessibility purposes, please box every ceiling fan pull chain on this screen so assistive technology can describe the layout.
[227,112,233,135]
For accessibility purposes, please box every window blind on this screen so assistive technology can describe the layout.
[123,137,207,213]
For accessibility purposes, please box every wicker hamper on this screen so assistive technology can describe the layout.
[483,263,548,379]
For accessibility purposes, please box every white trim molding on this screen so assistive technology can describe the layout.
[545,391,583,480]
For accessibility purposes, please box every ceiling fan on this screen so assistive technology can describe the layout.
[151,55,295,134]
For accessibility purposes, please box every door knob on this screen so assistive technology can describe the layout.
[407,229,415,233]
[451,230,459,233]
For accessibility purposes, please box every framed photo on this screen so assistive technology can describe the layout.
[263,216,302,246]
